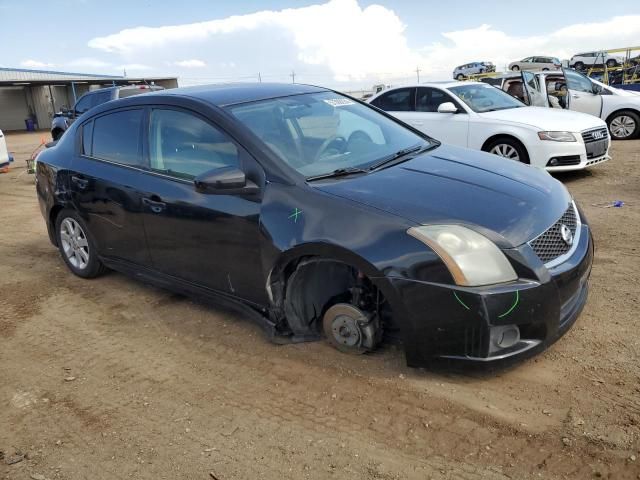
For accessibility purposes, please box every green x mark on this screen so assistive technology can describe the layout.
[288,208,303,223]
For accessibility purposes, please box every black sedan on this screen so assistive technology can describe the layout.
[35,83,593,367]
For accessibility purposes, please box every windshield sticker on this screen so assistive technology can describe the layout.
[323,98,355,107]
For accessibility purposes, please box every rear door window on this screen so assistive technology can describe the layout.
[370,88,415,112]
[416,87,458,112]
[92,109,144,167]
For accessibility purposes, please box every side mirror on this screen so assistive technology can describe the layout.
[592,83,603,95]
[437,102,458,114]
[194,166,259,195]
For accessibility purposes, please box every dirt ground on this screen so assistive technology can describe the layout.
[1,131,639,480]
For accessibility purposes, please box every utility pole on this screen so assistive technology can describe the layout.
[290,70,296,83]
[258,72,262,82]
[415,66,421,83]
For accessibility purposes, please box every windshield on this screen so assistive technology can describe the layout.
[448,83,525,113]
[228,91,433,178]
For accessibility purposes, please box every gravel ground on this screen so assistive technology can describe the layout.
[1,131,639,480]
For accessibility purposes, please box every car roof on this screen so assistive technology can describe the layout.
[149,82,328,107]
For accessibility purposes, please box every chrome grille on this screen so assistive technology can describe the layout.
[529,204,578,264]
[581,127,608,143]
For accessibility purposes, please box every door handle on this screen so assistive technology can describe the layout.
[410,121,424,126]
[571,94,580,98]
[71,175,88,189]
[142,196,166,213]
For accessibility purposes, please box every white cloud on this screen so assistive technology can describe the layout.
[173,59,207,68]
[20,59,55,69]
[88,0,417,82]
[86,0,640,86]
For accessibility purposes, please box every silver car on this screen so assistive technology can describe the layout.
[509,56,561,72]
[452,61,495,80]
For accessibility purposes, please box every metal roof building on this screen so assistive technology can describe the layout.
[0,67,178,131]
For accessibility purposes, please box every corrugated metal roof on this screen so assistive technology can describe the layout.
[0,67,124,82]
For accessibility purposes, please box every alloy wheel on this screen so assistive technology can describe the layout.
[610,115,636,138]
[60,218,90,270]
[489,144,520,161]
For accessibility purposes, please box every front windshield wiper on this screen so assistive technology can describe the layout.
[482,106,522,112]
[306,167,369,182]
[368,142,438,171]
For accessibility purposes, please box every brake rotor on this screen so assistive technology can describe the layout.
[322,303,370,354]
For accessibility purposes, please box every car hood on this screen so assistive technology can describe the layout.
[478,106,605,131]
[314,144,571,247]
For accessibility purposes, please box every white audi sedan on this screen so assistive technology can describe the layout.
[368,82,611,172]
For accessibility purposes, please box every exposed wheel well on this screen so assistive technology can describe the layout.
[481,134,530,164]
[275,256,394,341]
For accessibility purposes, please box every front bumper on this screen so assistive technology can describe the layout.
[529,136,611,172]
[390,224,593,367]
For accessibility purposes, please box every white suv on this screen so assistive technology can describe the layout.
[570,52,624,70]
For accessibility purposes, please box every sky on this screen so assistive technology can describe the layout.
[1,0,640,90]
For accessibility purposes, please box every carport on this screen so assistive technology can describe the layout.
[0,67,178,131]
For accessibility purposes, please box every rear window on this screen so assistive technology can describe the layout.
[92,109,143,167]
[371,88,414,112]
[118,86,163,98]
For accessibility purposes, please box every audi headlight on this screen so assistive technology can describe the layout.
[537,131,576,142]
[407,225,517,286]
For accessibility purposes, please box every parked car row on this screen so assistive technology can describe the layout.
[35,83,594,367]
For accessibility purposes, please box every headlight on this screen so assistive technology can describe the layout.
[407,225,517,286]
[537,131,576,142]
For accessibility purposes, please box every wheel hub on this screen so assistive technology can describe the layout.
[322,303,379,354]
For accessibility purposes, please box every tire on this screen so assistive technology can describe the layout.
[456,74,464,80]
[511,65,520,71]
[51,129,64,141]
[607,110,640,140]
[55,209,106,278]
[606,59,617,68]
[484,137,530,164]
[573,61,584,70]
[542,68,549,71]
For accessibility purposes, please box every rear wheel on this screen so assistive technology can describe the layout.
[573,61,584,70]
[51,129,64,141]
[55,210,106,278]
[456,74,464,80]
[608,111,640,140]
[511,65,520,71]
[484,137,530,164]
[606,59,617,68]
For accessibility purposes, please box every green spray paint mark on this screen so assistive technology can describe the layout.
[498,290,520,318]
[288,208,303,223]
[453,291,470,310]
